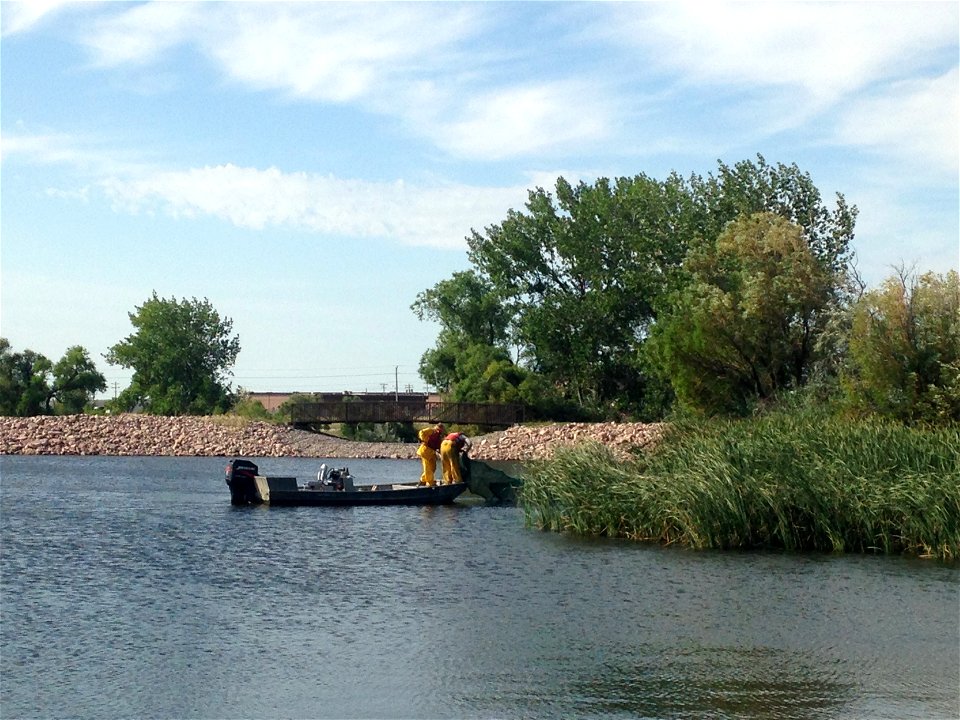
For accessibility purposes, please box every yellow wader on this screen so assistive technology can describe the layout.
[439,438,462,485]
[417,443,438,486]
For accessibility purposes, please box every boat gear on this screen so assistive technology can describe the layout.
[306,464,354,491]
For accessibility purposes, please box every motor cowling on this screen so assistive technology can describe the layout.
[226,459,261,505]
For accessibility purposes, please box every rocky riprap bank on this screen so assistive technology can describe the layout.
[0,415,663,461]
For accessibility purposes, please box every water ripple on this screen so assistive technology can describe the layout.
[1,456,957,720]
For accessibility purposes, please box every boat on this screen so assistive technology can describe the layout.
[225,458,468,507]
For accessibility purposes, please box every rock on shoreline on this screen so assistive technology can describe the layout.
[0,414,663,461]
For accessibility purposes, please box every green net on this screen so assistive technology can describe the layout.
[461,456,523,503]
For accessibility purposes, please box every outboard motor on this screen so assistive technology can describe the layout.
[226,459,261,505]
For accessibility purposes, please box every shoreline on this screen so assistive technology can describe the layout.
[0,414,663,462]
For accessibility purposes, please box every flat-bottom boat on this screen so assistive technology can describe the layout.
[225,459,467,507]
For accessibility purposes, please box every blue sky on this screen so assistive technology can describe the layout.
[2,1,957,398]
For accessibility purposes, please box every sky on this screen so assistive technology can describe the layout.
[1,1,958,399]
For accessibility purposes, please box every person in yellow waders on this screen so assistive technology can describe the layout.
[440,432,471,485]
[417,423,445,486]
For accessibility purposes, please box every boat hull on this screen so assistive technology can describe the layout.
[267,482,467,507]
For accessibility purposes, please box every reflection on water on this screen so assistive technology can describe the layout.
[2,456,957,719]
[572,646,852,718]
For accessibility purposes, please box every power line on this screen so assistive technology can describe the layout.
[102,370,421,380]
[231,372,420,381]
[230,365,419,372]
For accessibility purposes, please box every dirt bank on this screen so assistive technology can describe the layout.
[0,414,663,461]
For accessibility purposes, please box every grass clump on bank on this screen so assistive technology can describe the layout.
[518,411,960,559]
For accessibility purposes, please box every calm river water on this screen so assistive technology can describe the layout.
[1,456,957,719]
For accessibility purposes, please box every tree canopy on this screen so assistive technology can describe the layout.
[0,339,106,416]
[105,293,240,415]
[414,156,856,419]
[647,213,837,414]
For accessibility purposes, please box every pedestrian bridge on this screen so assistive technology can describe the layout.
[289,400,524,428]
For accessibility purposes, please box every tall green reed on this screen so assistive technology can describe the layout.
[518,411,960,559]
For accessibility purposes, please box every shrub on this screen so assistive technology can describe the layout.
[844,268,960,424]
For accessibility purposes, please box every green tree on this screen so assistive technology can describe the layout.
[411,270,511,348]
[465,175,680,416]
[411,271,513,394]
[442,344,521,403]
[689,154,857,277]
[648,213,838,415]
[0,339,106,415]
[105,293,240,415]
[0,338,21,415]
[52,345,108,414]
[0,340,52,416]
[415,157,856,419]
[843,268,960,423]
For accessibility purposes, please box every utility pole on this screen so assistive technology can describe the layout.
[395,366,399,401]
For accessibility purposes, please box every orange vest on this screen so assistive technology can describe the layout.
[445,432,467,450]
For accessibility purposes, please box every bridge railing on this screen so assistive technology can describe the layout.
[289,400,524,427]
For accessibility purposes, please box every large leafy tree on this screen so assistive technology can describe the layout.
[0,339,106,415]
[465,174,684,416]
[105,293,240,415]
[415,156,856,419]
[843,268,960,423]
[412,270,511,349]
[647,213,839,415]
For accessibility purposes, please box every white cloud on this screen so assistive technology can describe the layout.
[100,164,526,249]
[10,2,958,168]
[83,2,202,66]
[205,4,479,104]
[2,131,534,249]
[0,132,84,164]
[0,131,158,177]
[614,2,958,105]
[82,2,480,101]
[0,0,79,36]
[432,82,611,160]
[835,68,959,177]
[76,3,613,160]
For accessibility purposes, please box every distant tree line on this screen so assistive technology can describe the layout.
[0,339,107,416]
[1,293,239,417]
[413,155,959,425]
[4,156,956,425]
